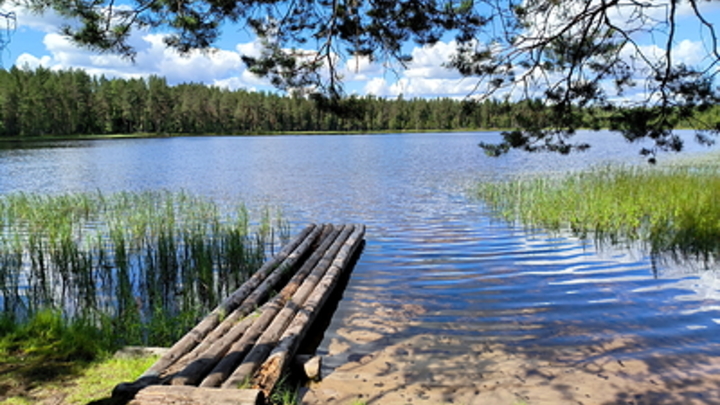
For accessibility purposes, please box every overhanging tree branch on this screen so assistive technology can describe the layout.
[15,0,720,160]
[0,9,16,63]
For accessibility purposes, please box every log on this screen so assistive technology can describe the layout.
[173,221,334,387]
[251,224,365,395]
[113,376,164,401]
[168,314,258,386]
[192,225,342,388]
[137,224,317,382]
[128,386,263,405]
[206,225,353,388]
[294,355,322,381]
[223,225,362,390]
[190,225,340,387]
[164,225,333,380]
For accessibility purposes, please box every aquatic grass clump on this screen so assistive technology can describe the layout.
[0,191,286,348]
[476,164,720,262]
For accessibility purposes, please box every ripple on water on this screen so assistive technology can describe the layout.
[319,219,720,376]
[1,133,720,402]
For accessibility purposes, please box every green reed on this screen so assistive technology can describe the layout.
[0,191,286,348]
[477,164,720,262]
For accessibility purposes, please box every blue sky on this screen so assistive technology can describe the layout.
[2,1,719,99]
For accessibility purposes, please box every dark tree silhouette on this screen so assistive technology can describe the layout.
[0,9,16,64]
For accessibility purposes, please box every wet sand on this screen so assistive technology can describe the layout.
[301,302,720,405]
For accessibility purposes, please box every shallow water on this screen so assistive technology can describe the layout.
[1,131,720,402]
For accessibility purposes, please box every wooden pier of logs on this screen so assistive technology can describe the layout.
[113,223,366,405]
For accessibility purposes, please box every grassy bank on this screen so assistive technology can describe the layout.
[0,190,288,403]
[0,310,158,404]
[476,164,720,261]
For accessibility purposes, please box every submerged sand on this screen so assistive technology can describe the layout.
[301,302,720,405]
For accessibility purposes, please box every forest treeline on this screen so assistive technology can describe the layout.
[0,66,517,137]
[0,66,715,137]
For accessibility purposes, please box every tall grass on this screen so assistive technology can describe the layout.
[0,191,287,348]
[476,164,720,262]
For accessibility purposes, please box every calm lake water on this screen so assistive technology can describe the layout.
[2,131,720,397]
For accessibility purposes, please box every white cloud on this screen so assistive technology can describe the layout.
[363,75,477,99]
[213,77,257,91]
[9,1,719,101]
[404,42,460,79]
[621,39,711,75]
[672,39,707,67]
[356,41,469,98]
[14,29,274,91]
[343,55,383,81]
[43,33,98,66]
[9,5,70,33]
[14,53,52,70]
[364,77,391,96]
[239,69,269,86]
[236,41,263,58]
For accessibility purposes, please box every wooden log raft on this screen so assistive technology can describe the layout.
[113,223,365,404]
[249,225,363,395]
[170,225,343,386]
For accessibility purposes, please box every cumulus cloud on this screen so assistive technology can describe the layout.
[9,4,71,33]
[672,39,709,67]
[364,77,391,97]
[393,77,478,98]
[9,2,718,100]
[15,53,52,70]
[363,75,475,99]
[236,41,263,58]
[13,27,275,91]
[404,42,461,80]
[621,39,712,75]
[343,55,383,81]
[357,41,470,98]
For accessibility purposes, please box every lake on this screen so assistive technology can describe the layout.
[1,131,719,403]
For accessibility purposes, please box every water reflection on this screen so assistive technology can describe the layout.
[1,131,720,402]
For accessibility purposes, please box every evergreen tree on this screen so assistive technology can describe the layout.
[16,0,720,159]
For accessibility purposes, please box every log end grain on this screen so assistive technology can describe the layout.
[295,355,322,382]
